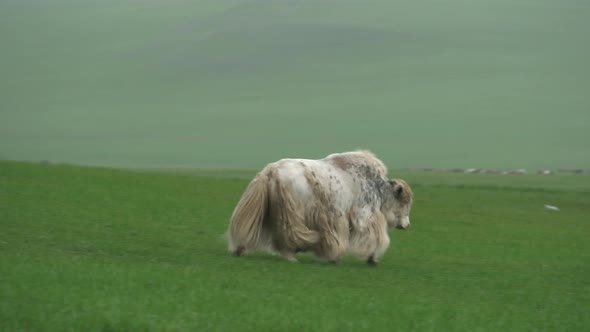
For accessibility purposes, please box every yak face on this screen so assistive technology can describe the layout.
[382,178,413,230]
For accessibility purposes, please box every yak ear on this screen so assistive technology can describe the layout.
[389,179,403,198]
[395,185,404,197]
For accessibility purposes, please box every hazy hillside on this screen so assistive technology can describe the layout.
[1,0,588,169]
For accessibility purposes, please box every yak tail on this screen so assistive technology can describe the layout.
[228,172,269,256]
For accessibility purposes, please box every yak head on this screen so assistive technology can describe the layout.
[382,178,413,230]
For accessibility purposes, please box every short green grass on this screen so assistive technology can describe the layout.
[1,161,589,331]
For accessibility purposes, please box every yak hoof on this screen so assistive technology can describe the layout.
[286,256,298,263]
[367,255,378,266]
[234,246,246,257]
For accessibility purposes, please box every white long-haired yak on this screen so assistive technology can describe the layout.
[227,150,413,265]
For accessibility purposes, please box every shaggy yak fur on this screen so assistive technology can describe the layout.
[227,150,413,265]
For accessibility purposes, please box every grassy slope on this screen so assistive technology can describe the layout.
[1,0,589,169]
[1,161,589,331]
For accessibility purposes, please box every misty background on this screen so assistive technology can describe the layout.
[1,0,588,170]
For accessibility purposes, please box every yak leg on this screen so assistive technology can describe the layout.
[350,211,390,264]
[313,214,349,263]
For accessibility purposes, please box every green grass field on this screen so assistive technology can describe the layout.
[1,0,589,169]
[2,160,589,331]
